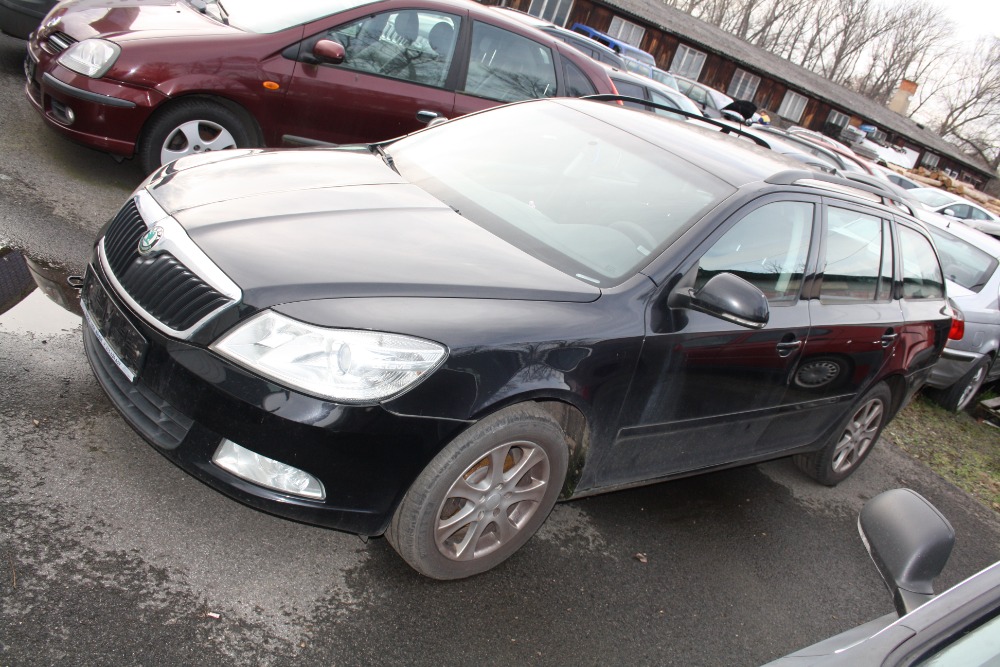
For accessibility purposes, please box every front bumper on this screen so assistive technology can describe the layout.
[81,263,467,536]
[24,42,160,157]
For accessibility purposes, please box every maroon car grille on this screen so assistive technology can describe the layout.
[103,199,230,332]
[45,32,77,54]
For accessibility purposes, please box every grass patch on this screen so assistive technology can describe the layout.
[885,392,1000,513]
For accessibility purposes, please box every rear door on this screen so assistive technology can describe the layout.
[278,7,462,145]
[790,200,905,443]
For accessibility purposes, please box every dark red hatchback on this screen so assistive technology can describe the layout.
[24,0,615,173]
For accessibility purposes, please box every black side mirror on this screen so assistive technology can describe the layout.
[859,488,955,616]
[680,272,769,329]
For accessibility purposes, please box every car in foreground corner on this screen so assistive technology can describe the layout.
[25,0,615,173]
[0,0,53,39]
[765,488,1000,666]
[80,97,952,579]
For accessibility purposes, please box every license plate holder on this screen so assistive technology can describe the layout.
[81,270,148,382]
[24,55,36,83]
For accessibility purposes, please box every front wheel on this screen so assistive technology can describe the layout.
[385,403,569,580]
[794,382,892,486]
[138,99,254,174]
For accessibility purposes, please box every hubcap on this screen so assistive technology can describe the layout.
[831,398,884,473]
[435,440,550,561]
[957,365,987,411]
[795,360,842,388]
[160,120,237,165]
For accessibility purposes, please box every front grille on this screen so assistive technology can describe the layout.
[83,324,193,450]
[103,198,233,333]
[46,32,76,54]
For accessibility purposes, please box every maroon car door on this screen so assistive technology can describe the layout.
[278,8,462,146]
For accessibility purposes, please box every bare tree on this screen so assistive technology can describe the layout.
[852,0,952,104]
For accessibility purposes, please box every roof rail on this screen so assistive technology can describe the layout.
[767,169,912,211]
[582,94,770,148]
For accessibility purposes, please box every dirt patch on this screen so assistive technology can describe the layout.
[885,392,1000,514]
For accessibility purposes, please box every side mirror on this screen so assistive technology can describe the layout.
[859,489,955,616]
[680,272,769,329]
[313,39,346,64]
[942,208,957,218]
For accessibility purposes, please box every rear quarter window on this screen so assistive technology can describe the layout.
[899,226,945,299]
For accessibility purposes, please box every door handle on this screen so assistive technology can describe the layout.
[776,340,802,357]
[416,110,447,125]
[881,332,898,348]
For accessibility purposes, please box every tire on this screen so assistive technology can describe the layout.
[928,358,990,413]
[138,99,253,174]
[794,382,892,486]
[385,403,569,580]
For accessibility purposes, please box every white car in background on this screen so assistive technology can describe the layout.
[907,187,1000,238]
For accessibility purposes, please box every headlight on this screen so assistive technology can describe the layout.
[212,311,447,403]
[58,39,121,78]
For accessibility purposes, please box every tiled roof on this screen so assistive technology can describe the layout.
[603,0,994,176]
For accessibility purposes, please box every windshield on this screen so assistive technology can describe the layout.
[390,102,734,286]
[924,224,998,292]
[908,188,957,208]
[208,0,379,33]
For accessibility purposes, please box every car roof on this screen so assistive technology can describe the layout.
[551,98,831,187]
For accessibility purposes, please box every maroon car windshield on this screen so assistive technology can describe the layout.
[217,0,380,33]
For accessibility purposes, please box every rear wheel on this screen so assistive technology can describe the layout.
[385,403,569,580]
[138,99,253,174]
[795,383,892,486]
[927,357,990,412]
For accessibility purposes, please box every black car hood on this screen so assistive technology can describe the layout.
[143,149,601,308]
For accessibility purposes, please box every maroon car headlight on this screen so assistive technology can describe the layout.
[211,311,447,403]
[58,39,121,78]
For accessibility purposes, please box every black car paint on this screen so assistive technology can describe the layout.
[82,101,951,539]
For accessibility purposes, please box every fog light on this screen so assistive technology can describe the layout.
[212,439,325,500]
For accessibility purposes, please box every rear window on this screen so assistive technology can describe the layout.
[924,225,998,292]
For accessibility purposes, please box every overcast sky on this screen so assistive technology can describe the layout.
[933,0,1000,42]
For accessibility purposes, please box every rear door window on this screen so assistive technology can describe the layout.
[563,60,597,97]
[820,207,893,303]
[462,22,557,102]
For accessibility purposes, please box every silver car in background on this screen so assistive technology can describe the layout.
[920,216,1000,411]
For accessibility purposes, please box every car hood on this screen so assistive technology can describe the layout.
[45,0,231,41]
[142,149,601,308]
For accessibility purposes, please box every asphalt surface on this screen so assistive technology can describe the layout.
[1,31,1000,667]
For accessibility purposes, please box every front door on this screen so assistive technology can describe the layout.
[602,197,819,487]
[280,8,462,146]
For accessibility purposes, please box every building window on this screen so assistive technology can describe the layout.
[777,90,808,123]
[670,45,706,80]
[727,69,760,100]
[827,109,850,128]
[527,0,574,26]
[608,17,645,47]
[921,152,940,169]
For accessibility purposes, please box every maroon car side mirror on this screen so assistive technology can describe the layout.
[313,40,346,64]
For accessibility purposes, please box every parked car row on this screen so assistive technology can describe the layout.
[23,0,623,172]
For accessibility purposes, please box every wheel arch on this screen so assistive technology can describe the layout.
[138,94,265,150]
[469,391,594,500]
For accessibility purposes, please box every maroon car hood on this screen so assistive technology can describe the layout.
[141,149,602,307]
[47,0,231,41]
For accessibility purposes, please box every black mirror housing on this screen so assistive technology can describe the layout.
[685,272,769,329]
[859,488,955,616]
